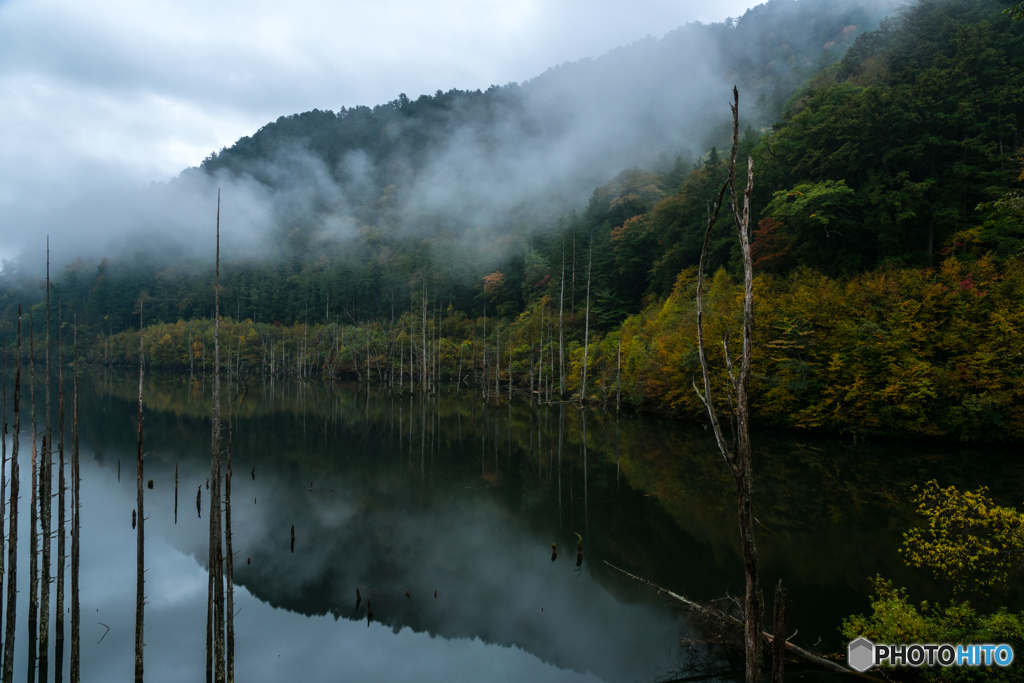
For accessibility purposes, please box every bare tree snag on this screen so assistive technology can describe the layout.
[421,282,427,394]
[693,87,763,683]
[40,241,52,683]
[56,303,66,683]
[71,309,81,683]
[3,309,21,683]
[0,339,6,665]
[558,242,566,396]
[135,301,145,683]
[225,365,235,683]
[208,189,226,683]
[482,307,487,399]
[581,241,592,402]
[773,580,786,683]
[28,316,38,683]
[616,338,621,414]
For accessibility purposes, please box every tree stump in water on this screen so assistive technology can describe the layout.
[772,580,786,683]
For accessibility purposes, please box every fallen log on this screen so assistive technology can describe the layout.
[602,561,879,679]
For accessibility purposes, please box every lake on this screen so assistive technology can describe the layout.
[2,369,1021,682]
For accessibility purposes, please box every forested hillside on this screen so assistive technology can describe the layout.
[1,0,900,329]
[3,0,1023,441]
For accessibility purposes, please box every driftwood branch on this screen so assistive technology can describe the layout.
[602,561,872,678]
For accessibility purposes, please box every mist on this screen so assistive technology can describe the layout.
[0,0,766,272]
[5,28,734,277]
[0,0,902,324]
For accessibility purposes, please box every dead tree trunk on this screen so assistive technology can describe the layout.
[558,244,566,396]
[208,190,226,683]
[421,283,427,394]
[616,337,621,414]
[581,242,592,402]
[547,306,552,402]
[692,86,763,683]
[0,340,6,666]
[56,305,66,683]
[2,310,21,683]
[225,366,235,683]
[71,309,81,683]
[28,318,38,683]
[135,304,145,683]
[40,244,52,683]
[772,580,786,683]
[536,308,542,406]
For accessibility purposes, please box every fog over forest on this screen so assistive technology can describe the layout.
[2,0,900,280]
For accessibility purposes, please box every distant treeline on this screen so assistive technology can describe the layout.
[81,250,1022,443]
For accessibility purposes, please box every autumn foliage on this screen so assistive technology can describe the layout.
[610,254,1024,442]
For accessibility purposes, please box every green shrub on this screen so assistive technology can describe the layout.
[842,577,1024,682]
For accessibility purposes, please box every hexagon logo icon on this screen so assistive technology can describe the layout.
[848,637,875,672]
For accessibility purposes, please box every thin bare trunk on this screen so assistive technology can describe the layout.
[616,338,621,413]
[225,365,234,683]
[571,220,576,310]
[558,245,566,396]
[28,317,38,683]
[772,580,786,683]
[2,310,21,683]
[135,304,145,683]
[529,353,534,405]
[421,284,427,394]
[581,242,592,402]
[0,340,6,670]
[536,307,542,405]
[70,310,80,683]
[209,190,225,683]
[56,305,66,683]
[482,309,487,399]
[40,243,51,683]
[692,87,762,683]
[548,312,553,403]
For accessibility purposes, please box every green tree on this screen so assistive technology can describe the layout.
[901,481,1024,594]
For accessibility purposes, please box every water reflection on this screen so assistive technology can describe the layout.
[2,369,1021,682]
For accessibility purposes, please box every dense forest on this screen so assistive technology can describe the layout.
[2,0,1023,442]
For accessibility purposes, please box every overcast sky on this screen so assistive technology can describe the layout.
[0,0,753,262]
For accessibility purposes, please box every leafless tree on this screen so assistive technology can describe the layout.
[208,189,226,683]
[56,303,67,683]
[692,87,762,683]
[28,312,38,683]
[40,241,52,683]
[2,309,21,683]
[71,309,81,683]
[135,300,146,683]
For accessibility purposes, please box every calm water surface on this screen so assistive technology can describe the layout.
[2,370,1021,682]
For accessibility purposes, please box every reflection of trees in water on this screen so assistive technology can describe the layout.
[654,646,744,683]
[73,371,1024,653]
[655,619,745,683]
